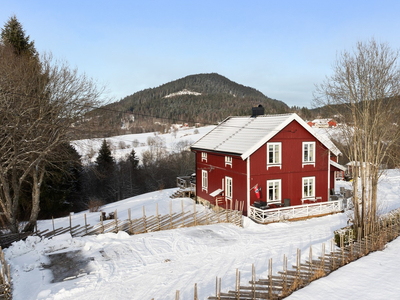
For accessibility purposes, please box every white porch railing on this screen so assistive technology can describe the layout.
[248,199,344,223]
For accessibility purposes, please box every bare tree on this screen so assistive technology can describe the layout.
[0,45,104,232]
[314,39,400,237]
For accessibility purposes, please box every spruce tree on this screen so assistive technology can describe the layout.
[128,148,139,169]
[95,140,116,203]
[1,14,37,56]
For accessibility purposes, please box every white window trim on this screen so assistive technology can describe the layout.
[225,176,233,200]
[266,179,281,203]
[201,152,207,162]
[202,170,208,192]
[267,142,282,170]
[302,141,315,167]
[225,156,232,167]
[302,176,315,199]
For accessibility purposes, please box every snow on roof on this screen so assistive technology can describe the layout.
[330,160,346,171]
[191,113,341,159]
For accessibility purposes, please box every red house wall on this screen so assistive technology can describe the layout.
[194,120,332,215]
[195,151,247,210]
[248,120,330,210]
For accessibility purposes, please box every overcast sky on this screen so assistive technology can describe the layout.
[2,0,400,108]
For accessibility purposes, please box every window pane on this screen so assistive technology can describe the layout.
[274,146,279,163]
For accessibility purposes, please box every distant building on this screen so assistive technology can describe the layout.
[307,119,337,128]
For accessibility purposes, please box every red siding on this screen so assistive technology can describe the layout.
[194,120,332,215]
[195,151,247,210]
[248,120,329,211]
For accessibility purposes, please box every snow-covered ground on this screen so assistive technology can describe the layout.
[4,125,400,300]
[4,169,400,300]
[72,125,215,164]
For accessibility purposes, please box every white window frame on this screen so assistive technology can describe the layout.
[201,152,207,162]
[302,176,315,199]
[267,179,281,203]
[202,170,208,192]
[225,176,233,200]
[267,142,282,169]
[302,141,315,167]
[225,156,232,167]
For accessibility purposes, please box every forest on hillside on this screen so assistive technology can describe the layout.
[76,73,292,138]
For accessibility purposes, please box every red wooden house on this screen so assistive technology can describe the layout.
[190,113,344,216]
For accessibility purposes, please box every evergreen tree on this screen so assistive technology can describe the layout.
[1,15,37,56]
[128,148,139,169]
[94,140,116,203]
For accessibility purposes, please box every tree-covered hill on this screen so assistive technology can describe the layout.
[78,73,290,137]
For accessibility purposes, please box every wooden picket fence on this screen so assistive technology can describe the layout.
[0,200,244,248]
[168,208,400,300]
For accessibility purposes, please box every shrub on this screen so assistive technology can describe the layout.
[88,198,103,212]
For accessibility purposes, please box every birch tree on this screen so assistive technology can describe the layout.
[314,39,400,237]
[0,44,104,232]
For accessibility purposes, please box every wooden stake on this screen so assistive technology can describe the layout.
[194,283,198,300]
[84,214,88,234]
[52,217,55,232]
[115,209,118,233]
[218,278,221,300]
[101,213,104,234]
[268,258,272,298]
[69,213,72,234]
[128,208,133,234]
[170,201,173,229]
[156,203,160,231]
[215,276,218,297]
[181,200,185,227]
[193,201,197,226]
[143,206,147,232]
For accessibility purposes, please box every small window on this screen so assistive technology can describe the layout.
[201,152,207,162]
[302,177,315,198]
[202,170,208,192]
[267,142,281,169]
[302,142,315,166]
[225,156,232,167]
[225,176,233,200]
[267,179,281,203]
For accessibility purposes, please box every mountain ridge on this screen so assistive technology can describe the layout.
[80,73,290,138]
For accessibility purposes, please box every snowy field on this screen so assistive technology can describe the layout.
[4,169,400,300]
[71,125,215,164]
[4,125,400,300]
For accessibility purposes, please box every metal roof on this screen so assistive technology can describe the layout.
[191,113,341,159]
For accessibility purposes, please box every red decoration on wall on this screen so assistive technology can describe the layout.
[254,184,261,199]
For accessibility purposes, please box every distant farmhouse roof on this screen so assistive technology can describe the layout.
[191,113,341,159]
[307,118,337,128]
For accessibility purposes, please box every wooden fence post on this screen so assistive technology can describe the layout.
[101,212,104,234]
[114,209,118,233]
[170,201,173,229]
[194,283,198,300]
[194,201,197,226]
[181,200,185,227]
[143,206,147,233]
[156,203,160,231]
[128,208,133,234]
[84,214,88,235]
[69,213,72,235]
